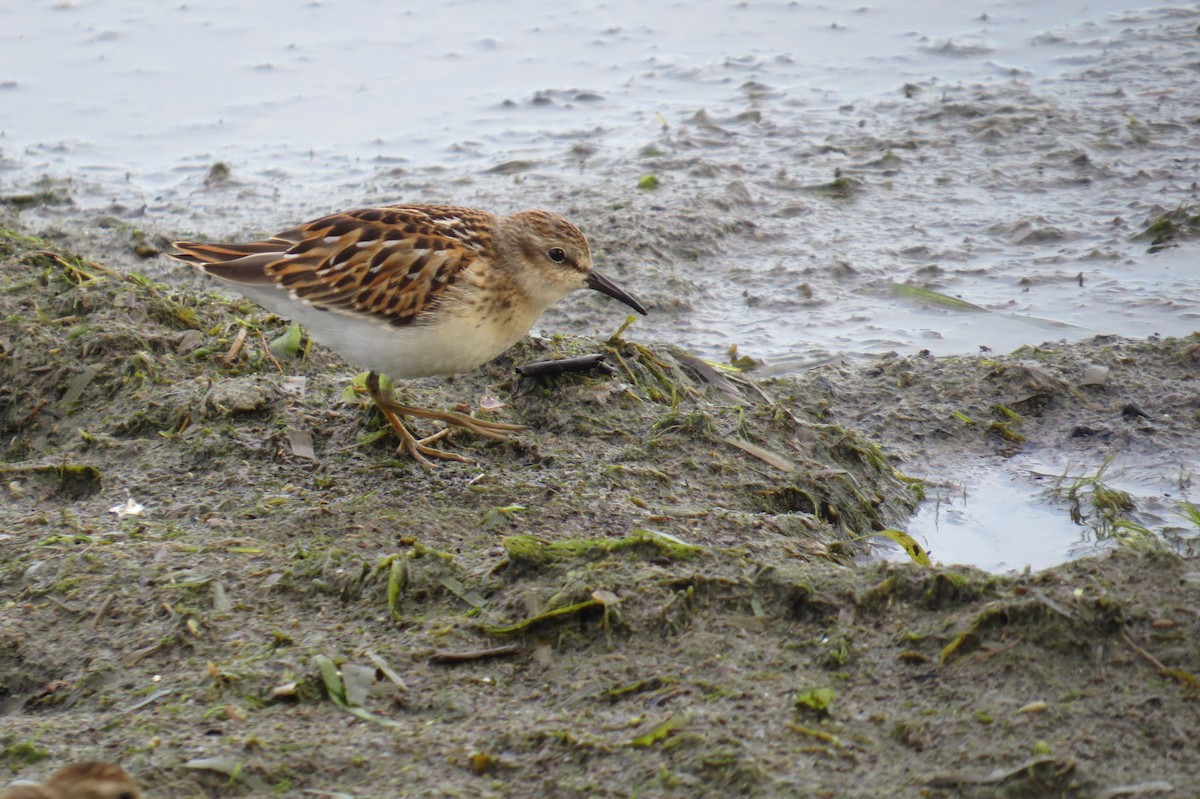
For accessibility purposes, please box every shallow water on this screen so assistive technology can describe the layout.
[4,1,1163,182]
[889,467,1110,573]
[3,0,1199,571]
[891,449,1200,572]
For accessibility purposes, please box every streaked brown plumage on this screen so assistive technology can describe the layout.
[1,762,143,799]
[170,204,646,464]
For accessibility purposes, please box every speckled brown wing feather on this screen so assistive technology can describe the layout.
[172,205,496,327]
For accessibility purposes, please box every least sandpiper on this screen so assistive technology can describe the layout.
[1,762,143,799]
[171,204,647,465]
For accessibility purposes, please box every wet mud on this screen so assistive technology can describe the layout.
[1,219,1197,797]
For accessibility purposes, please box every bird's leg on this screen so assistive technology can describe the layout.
[375,398,527,441]
[364,372,524,464]
[365,372,473,466]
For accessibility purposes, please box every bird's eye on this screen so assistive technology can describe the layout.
[547,247,567,263]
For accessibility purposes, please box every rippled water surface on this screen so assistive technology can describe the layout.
[3,0,1199,570]
[5,1,1169,178]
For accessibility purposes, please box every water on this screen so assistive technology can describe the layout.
[896,468,1107,573]
[6,1,1195,219]
[1,1,1157,178]
[888,453,1199,572]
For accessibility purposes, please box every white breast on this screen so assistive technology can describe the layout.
[218,281,540,379]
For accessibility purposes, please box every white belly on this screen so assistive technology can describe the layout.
[223,282,536,379]
[324,309,532,379]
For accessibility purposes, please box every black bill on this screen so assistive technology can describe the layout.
[586,270,648,315]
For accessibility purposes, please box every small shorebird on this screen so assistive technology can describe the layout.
[171,204,646,465]
[1,762,143,799]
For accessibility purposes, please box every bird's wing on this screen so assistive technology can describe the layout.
[170,206,492,326]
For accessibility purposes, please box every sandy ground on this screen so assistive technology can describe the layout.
[1,217,1197,798]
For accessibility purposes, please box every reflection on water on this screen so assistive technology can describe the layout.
[883,453,1200,573]
[891,469,1111,573]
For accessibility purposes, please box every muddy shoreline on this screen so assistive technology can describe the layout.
[1,220,1197,797]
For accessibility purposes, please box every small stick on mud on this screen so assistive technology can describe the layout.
[44,595,80,614]
[257,329,284,374]
[1029,590,1077,620]
[927,755,1076,787]
[723,435,796,473]
[32,249,125,281]
[91,593,114,628]
[954,636,1024,668]
[224,326,248,365]
[516,353,615,377]
[430,644,523,664]
[1121,628,1167,671]
[15,399,49,427]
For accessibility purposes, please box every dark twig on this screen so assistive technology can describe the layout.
[516,354,615,377]
[430,645,523,664]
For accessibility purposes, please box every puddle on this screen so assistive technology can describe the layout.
[882,453,1200,573]
[886,467,1110,573]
